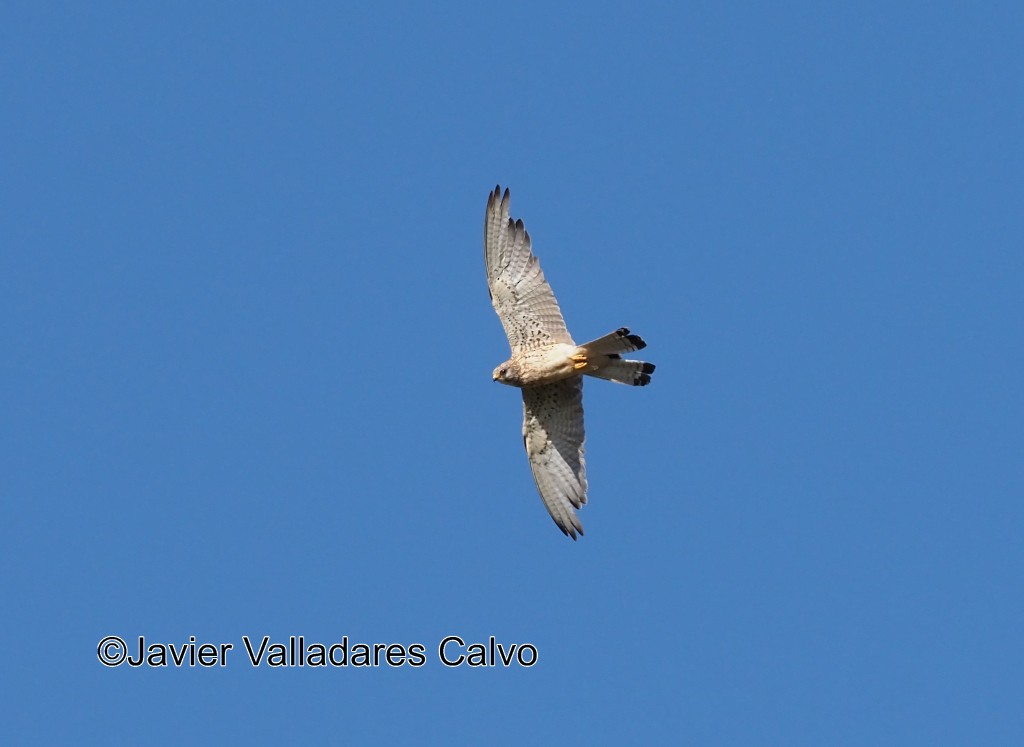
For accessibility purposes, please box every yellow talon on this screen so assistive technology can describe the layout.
[571,354,589,370]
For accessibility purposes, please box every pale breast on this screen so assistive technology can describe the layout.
[517,343,581,386]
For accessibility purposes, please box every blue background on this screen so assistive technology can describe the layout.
[4,2,1022,743]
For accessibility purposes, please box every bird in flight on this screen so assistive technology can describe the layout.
[484,185,655,539]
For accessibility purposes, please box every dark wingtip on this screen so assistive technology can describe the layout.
[555,517,583,540]
[490,185,510,211]
[641,362,655,374]
[637,373,652,386]
[488,185,504,211]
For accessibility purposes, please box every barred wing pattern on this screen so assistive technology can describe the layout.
[521,378,587,539]
[484,186,574,353]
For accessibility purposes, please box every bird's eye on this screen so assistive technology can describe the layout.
[500,368,507,377]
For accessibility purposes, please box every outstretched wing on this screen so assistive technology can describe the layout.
[485,185,573,353]
[521,378,587,539]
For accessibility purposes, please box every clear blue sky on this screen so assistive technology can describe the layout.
[3,2,1022,744]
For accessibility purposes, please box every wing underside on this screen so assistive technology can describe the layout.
[521,377,587,539]
[484,186,573,352]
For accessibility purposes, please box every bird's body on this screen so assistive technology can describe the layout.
[484,185,655,539]
[493,342,582,387]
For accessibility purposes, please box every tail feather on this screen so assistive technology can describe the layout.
[586,357,655,386]
[579,328,655,386]
[580,327,647,356]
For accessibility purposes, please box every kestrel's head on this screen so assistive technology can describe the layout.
[492,359,523,386]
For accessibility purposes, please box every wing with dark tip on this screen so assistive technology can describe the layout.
[521,377,587,539]
[484,185,574,353]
